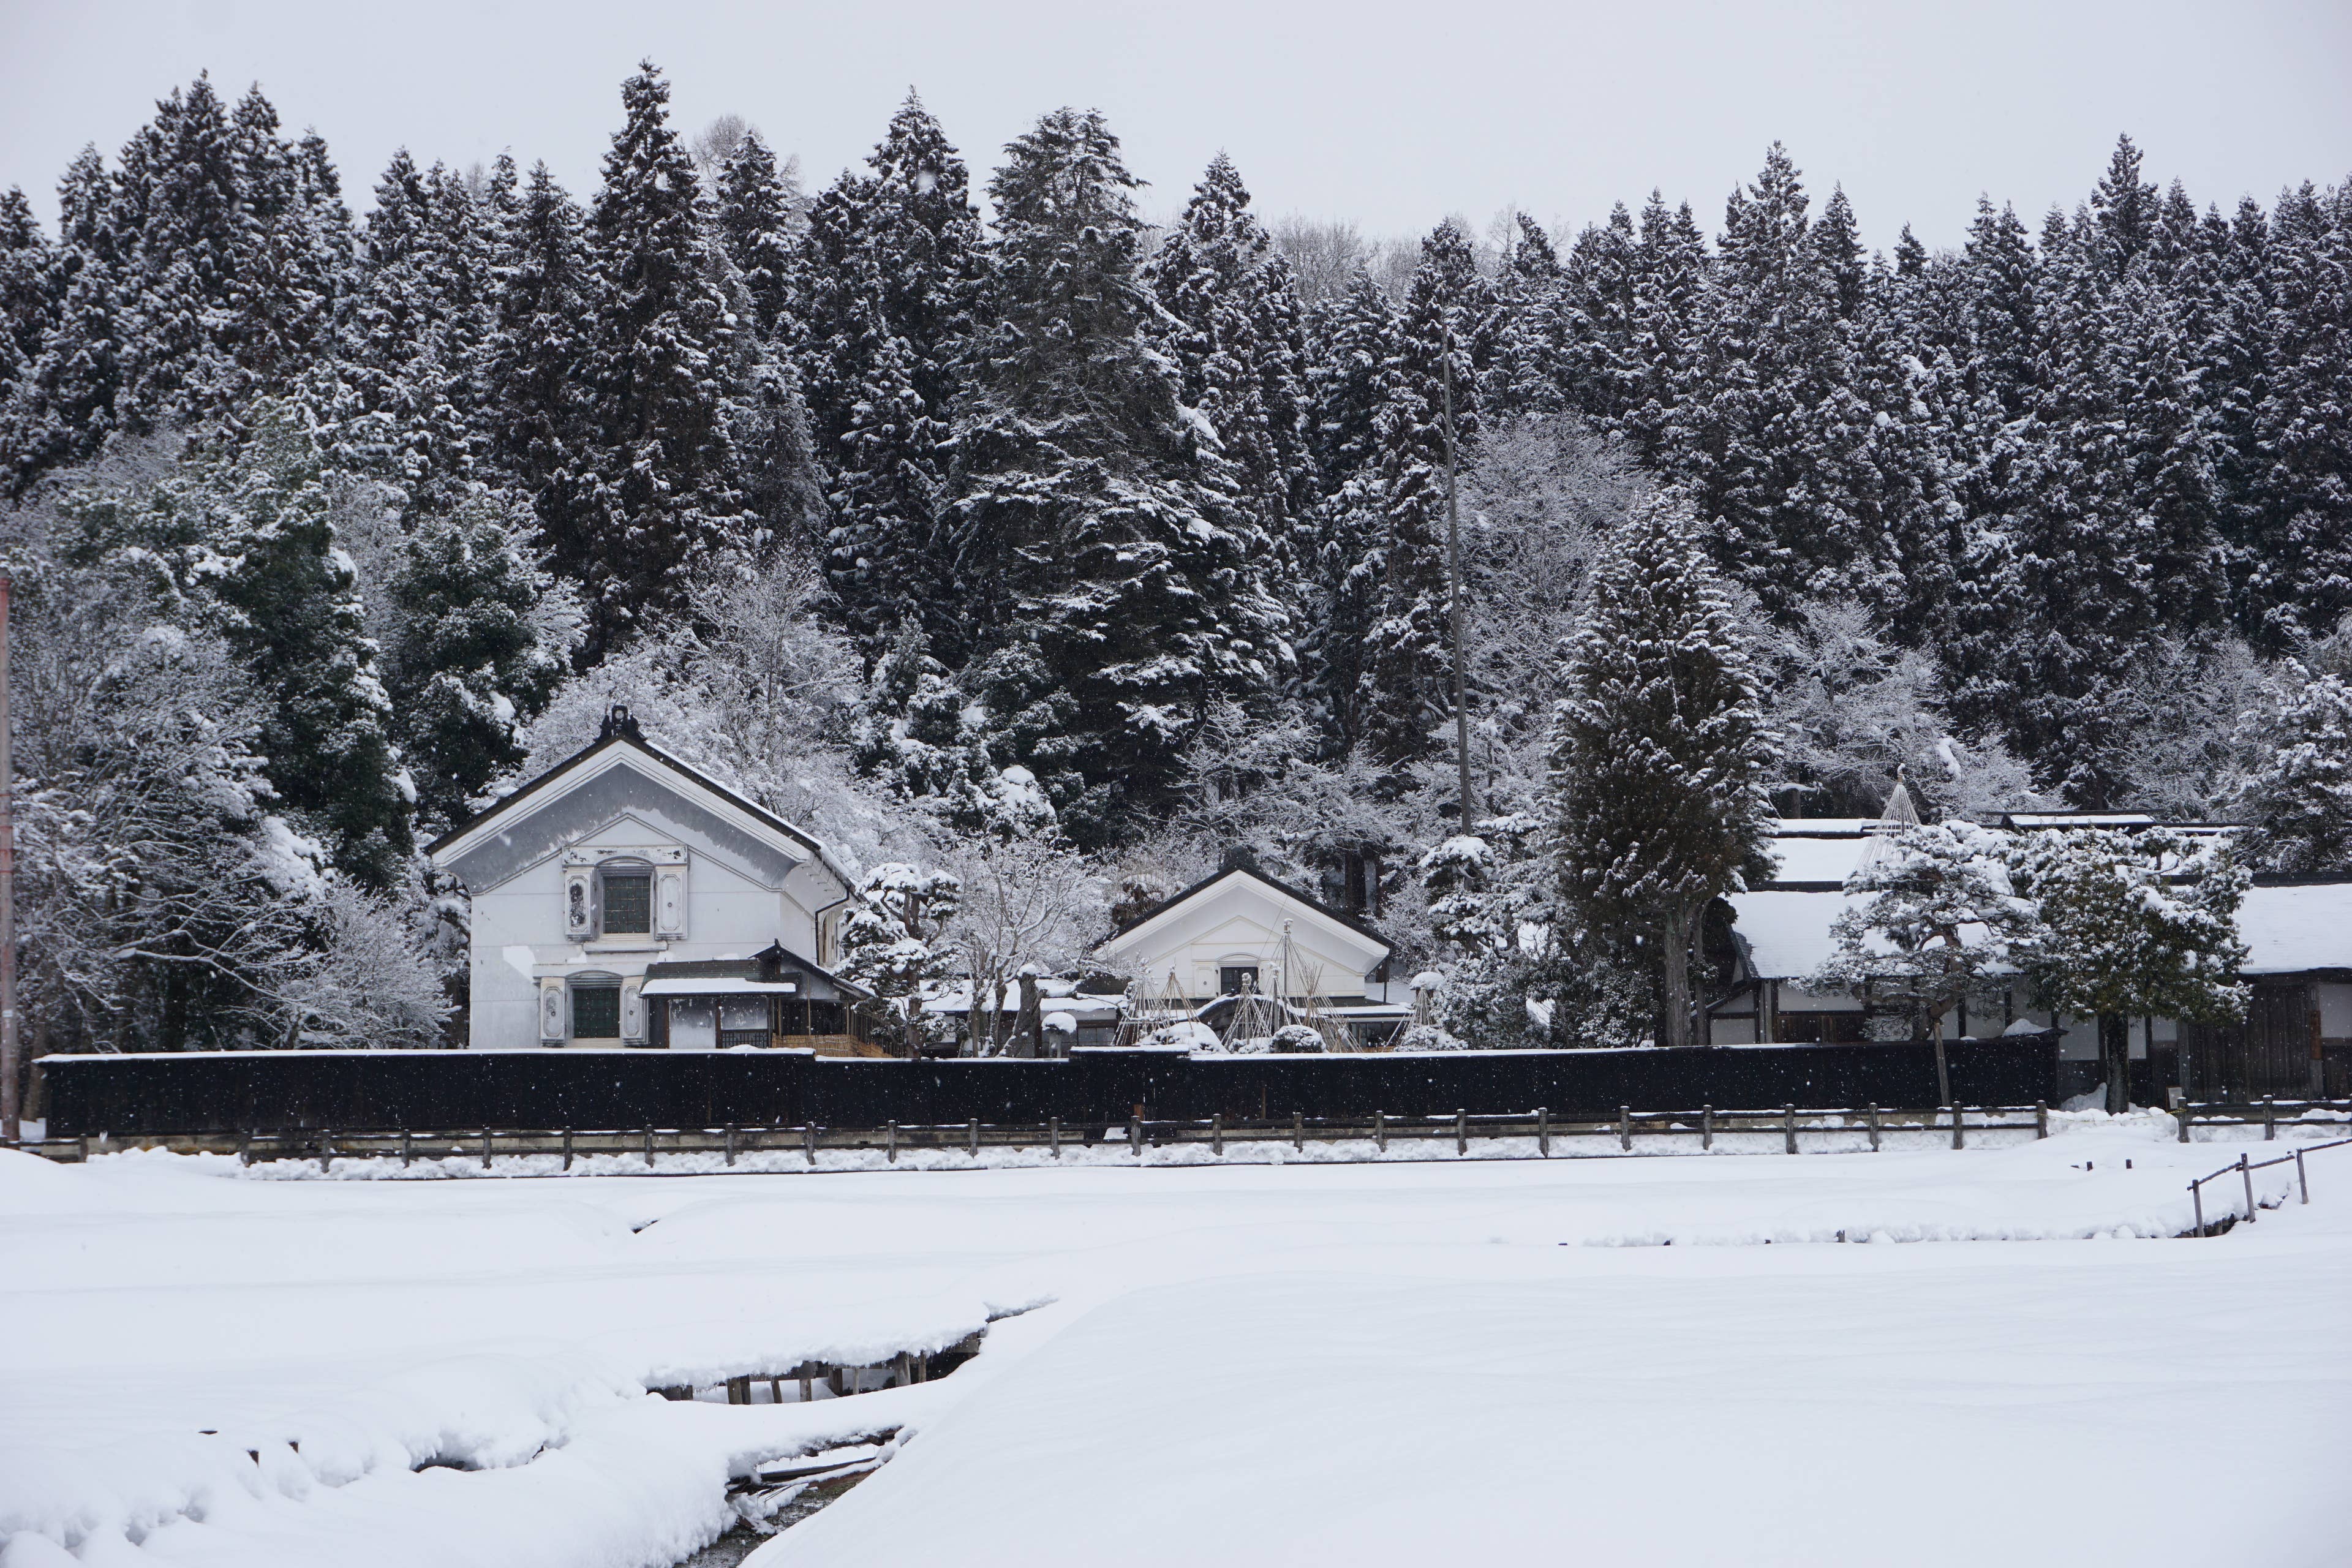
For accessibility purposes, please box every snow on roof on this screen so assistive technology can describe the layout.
[2239,883,2352,974]
[1766,835,1869,886]
[1728,889,1862,980]
[1735,880,2352,982]
[1773,818,1876,835]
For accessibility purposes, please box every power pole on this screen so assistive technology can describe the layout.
[1,573,16,1144]
[1440,329,1475,828]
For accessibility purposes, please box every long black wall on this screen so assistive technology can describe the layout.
[37,1041,2060,1138]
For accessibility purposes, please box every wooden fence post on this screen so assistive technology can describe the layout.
[481,1128,493,1169]
[805,1123,817,1167]
[886,1121,897,1163]
[560,1128,571,1171]
[2191,1181,2204,1235]
[1702,1105,1713,1151]
[643,1125,654,1167]
[1129,1116,1141,1157]
[1294,1110,1304,1153]
[1537,1107,1549,1158]
[2240,1152,2256,1223]
[401,1129,413,1167]
[1950,1104,1964,1151]
[238,1129,251,1167]
[1618,1106,1630,1152]
[725,1124,737,1166]
[1457,1109,1468,1156]
[2264,1096,2276,1141]
[319,1130,333,1173]
[2035,1101,2048,1139]
[1376,1110,1386,1152]
[1867,1104,1880,1152]
[2296,1146,2309,1204]
[1783,1106,1796,1155]
[1049,1115,1060,1159]
[1212,1113,1223,1156]
[968,1118,979,1158]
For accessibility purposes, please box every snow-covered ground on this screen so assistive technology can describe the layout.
[3,1115,2346,1567]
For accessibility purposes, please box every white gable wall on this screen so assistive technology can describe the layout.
[1096,875,1390,1003]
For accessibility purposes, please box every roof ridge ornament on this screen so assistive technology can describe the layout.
[600,703,644,743]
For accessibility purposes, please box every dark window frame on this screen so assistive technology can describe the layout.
[600,866,653,936]
[571,980,622,1039]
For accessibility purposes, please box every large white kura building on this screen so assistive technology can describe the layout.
[428,707,876,1052]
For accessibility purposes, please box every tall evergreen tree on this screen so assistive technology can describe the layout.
[944,107,1289,841]
[1551,491,1777,1049]
[573,61,750,654]
[801,91,983,650]
[1145,153,1319,565]
[1357,219,1490,772]
[483,160,597,560]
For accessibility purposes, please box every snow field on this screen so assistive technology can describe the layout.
[4,1114,2348,1566]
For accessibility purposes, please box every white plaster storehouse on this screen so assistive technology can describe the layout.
[1093,856,1406,1043]
[428,707,870,1050]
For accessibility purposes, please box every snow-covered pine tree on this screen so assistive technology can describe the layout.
[1617,193,1709,463]
[943,107,1289,843]
[1,148,128,492]
[108,74,243,435]
[1550,489,1778,1048]
[375,490,580,827]
[2244,180,2352,645]
[1485,214,1569,418]
[1357,219,1489,774]
[1145,153,1319,565]
[2008,826,2247,1113]
[1804,816,2041,1049]
[801,92,982,653]
[67,402,414,886]
[2235,662,2352,873]
[1557,203,1642,429]
[573,61,752,655]
[0,187,56,401]
[483,160,598,571]
[1657,144,1874,617]
[216,85,344,414]
[710,130,801,343]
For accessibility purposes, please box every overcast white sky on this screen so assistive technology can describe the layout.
[4,0,2348,252]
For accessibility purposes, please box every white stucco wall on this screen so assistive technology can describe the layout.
[1096,875,1389,1003]
[466,849,823,1050]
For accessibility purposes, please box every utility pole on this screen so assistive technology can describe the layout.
[1,573,16,1145]
[1440,328,1475,828]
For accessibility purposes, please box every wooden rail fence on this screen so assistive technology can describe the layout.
[17,1100,2067,1169]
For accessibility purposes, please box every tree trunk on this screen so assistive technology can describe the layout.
[1660,907,1692,1050]
[1011,970,1044,1059]
[2100,1012,2130,1115]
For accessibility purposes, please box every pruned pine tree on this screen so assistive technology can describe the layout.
[2008,826,2247,1113]
[576,61,750,655]
[946,107,1289,843]
[2236,662,2352,873]
[1551,490,1778,1048]
[1358,219,1488,775]
[1804,817,2041,1047]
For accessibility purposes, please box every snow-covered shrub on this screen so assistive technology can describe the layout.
[1268,1023,1325,1054]
[1395,1023,1468,1052]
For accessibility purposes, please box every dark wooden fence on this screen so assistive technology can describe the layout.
[34,1039,2059,1139]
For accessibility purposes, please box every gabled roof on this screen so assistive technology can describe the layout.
[644,943,875,1001]
[426,714,854,894]
[1099,862,1391,960]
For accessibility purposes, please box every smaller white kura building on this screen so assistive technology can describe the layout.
[1094,853,1401,1020]
[429,707,869,1050]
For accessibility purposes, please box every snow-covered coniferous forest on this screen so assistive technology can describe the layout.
[1,62,2350,1066]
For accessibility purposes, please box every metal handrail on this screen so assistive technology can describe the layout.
[2186,1136,2352,1235]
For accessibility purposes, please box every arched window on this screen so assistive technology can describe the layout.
[570,973,622,1039]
